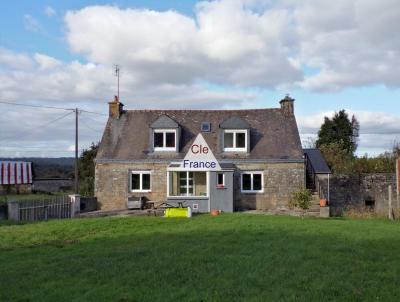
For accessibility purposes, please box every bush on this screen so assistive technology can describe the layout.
[290,189,313,216]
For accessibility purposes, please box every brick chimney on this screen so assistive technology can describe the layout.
[280,94,294,116]
[108,95,124,119]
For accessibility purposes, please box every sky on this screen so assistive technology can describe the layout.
[1,0,400,157]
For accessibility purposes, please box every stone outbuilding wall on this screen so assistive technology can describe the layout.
[326,173,398,215]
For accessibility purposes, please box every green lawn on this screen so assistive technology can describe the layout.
[1,214,399,301]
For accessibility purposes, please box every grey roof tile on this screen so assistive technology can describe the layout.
[97,108,303,161]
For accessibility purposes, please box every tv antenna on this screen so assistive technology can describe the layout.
[114,64,121,100]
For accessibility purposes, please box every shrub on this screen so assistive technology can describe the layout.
[290,189,313,216]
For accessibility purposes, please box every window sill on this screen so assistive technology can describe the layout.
[216,186,226,189]
[223,149,247,152]
[131,190,152,193]
[153,148,177,152]
[167,196,209,200]
[241,191,264,194]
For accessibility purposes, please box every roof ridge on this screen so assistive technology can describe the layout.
[125,108,281,113]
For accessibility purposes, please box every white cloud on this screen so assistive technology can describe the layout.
[0,48,33,70]
[294,0,400,91]
[44,6,56,17]
[64,4,302,88]
[34,53,62,70]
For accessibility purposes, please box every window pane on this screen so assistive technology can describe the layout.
[169,172,179,196]
[142,173,151,190]
[154,132,164,148]
[242,174,251,191]
[224,132,234,148]
[131,174,140,190]
[194,172,207,196]
[236,132,246,148]
[188,172,194,195]
[253,174,262,191]
[165,132,175,148]
[217,173,224,186]
[179,172,187,195]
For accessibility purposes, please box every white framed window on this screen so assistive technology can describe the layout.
[223,129,247,152]
[216,172,225,188]
[241,172,263,193]
[168,171,208,197]
[153,129,177,151]
[131,171,151,192]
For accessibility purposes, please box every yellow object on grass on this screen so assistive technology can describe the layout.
[165,207,192,218]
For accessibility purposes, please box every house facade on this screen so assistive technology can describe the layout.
[95,96,305,212]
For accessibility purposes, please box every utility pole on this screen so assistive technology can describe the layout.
[75,108,79,194]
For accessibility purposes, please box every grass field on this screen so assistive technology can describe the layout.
[1,214,399,301]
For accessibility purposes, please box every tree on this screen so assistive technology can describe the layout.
[78,142,99,197]
[316,110,359,155]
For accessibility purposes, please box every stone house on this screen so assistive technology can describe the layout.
[95,96,305,212]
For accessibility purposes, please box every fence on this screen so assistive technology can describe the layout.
[8,195,80,222]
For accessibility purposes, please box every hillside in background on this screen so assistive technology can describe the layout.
[0,158,74,179]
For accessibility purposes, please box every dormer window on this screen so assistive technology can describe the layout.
[219,116,250,153]
[150,114,180,152]
[223,130,247,151]
[153,129,176,151]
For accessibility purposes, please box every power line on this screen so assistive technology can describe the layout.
[79,115,101,133]
[80,109,108,116]
[0,100,108,116]
[0,100,73,111]
[80,111,107,124]
[0,111,74,141]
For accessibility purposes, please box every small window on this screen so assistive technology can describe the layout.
[131,171,151,192]
[241,172,263,193]
[223,130,247,151]
[153,129,176,151]
[201,122,211,132]
[217,173,225,188]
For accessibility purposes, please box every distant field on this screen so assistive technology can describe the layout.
[1,214,399,301]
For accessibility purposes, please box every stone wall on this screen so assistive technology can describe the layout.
[324,173,398,215]
[234,162,305,211]
[95,162,168,211]
[95,161,305,212]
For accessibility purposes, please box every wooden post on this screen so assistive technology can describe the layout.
[388,185,394,220]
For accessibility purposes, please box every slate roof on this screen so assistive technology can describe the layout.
[97,108,304,161]
[304,148,331,174]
